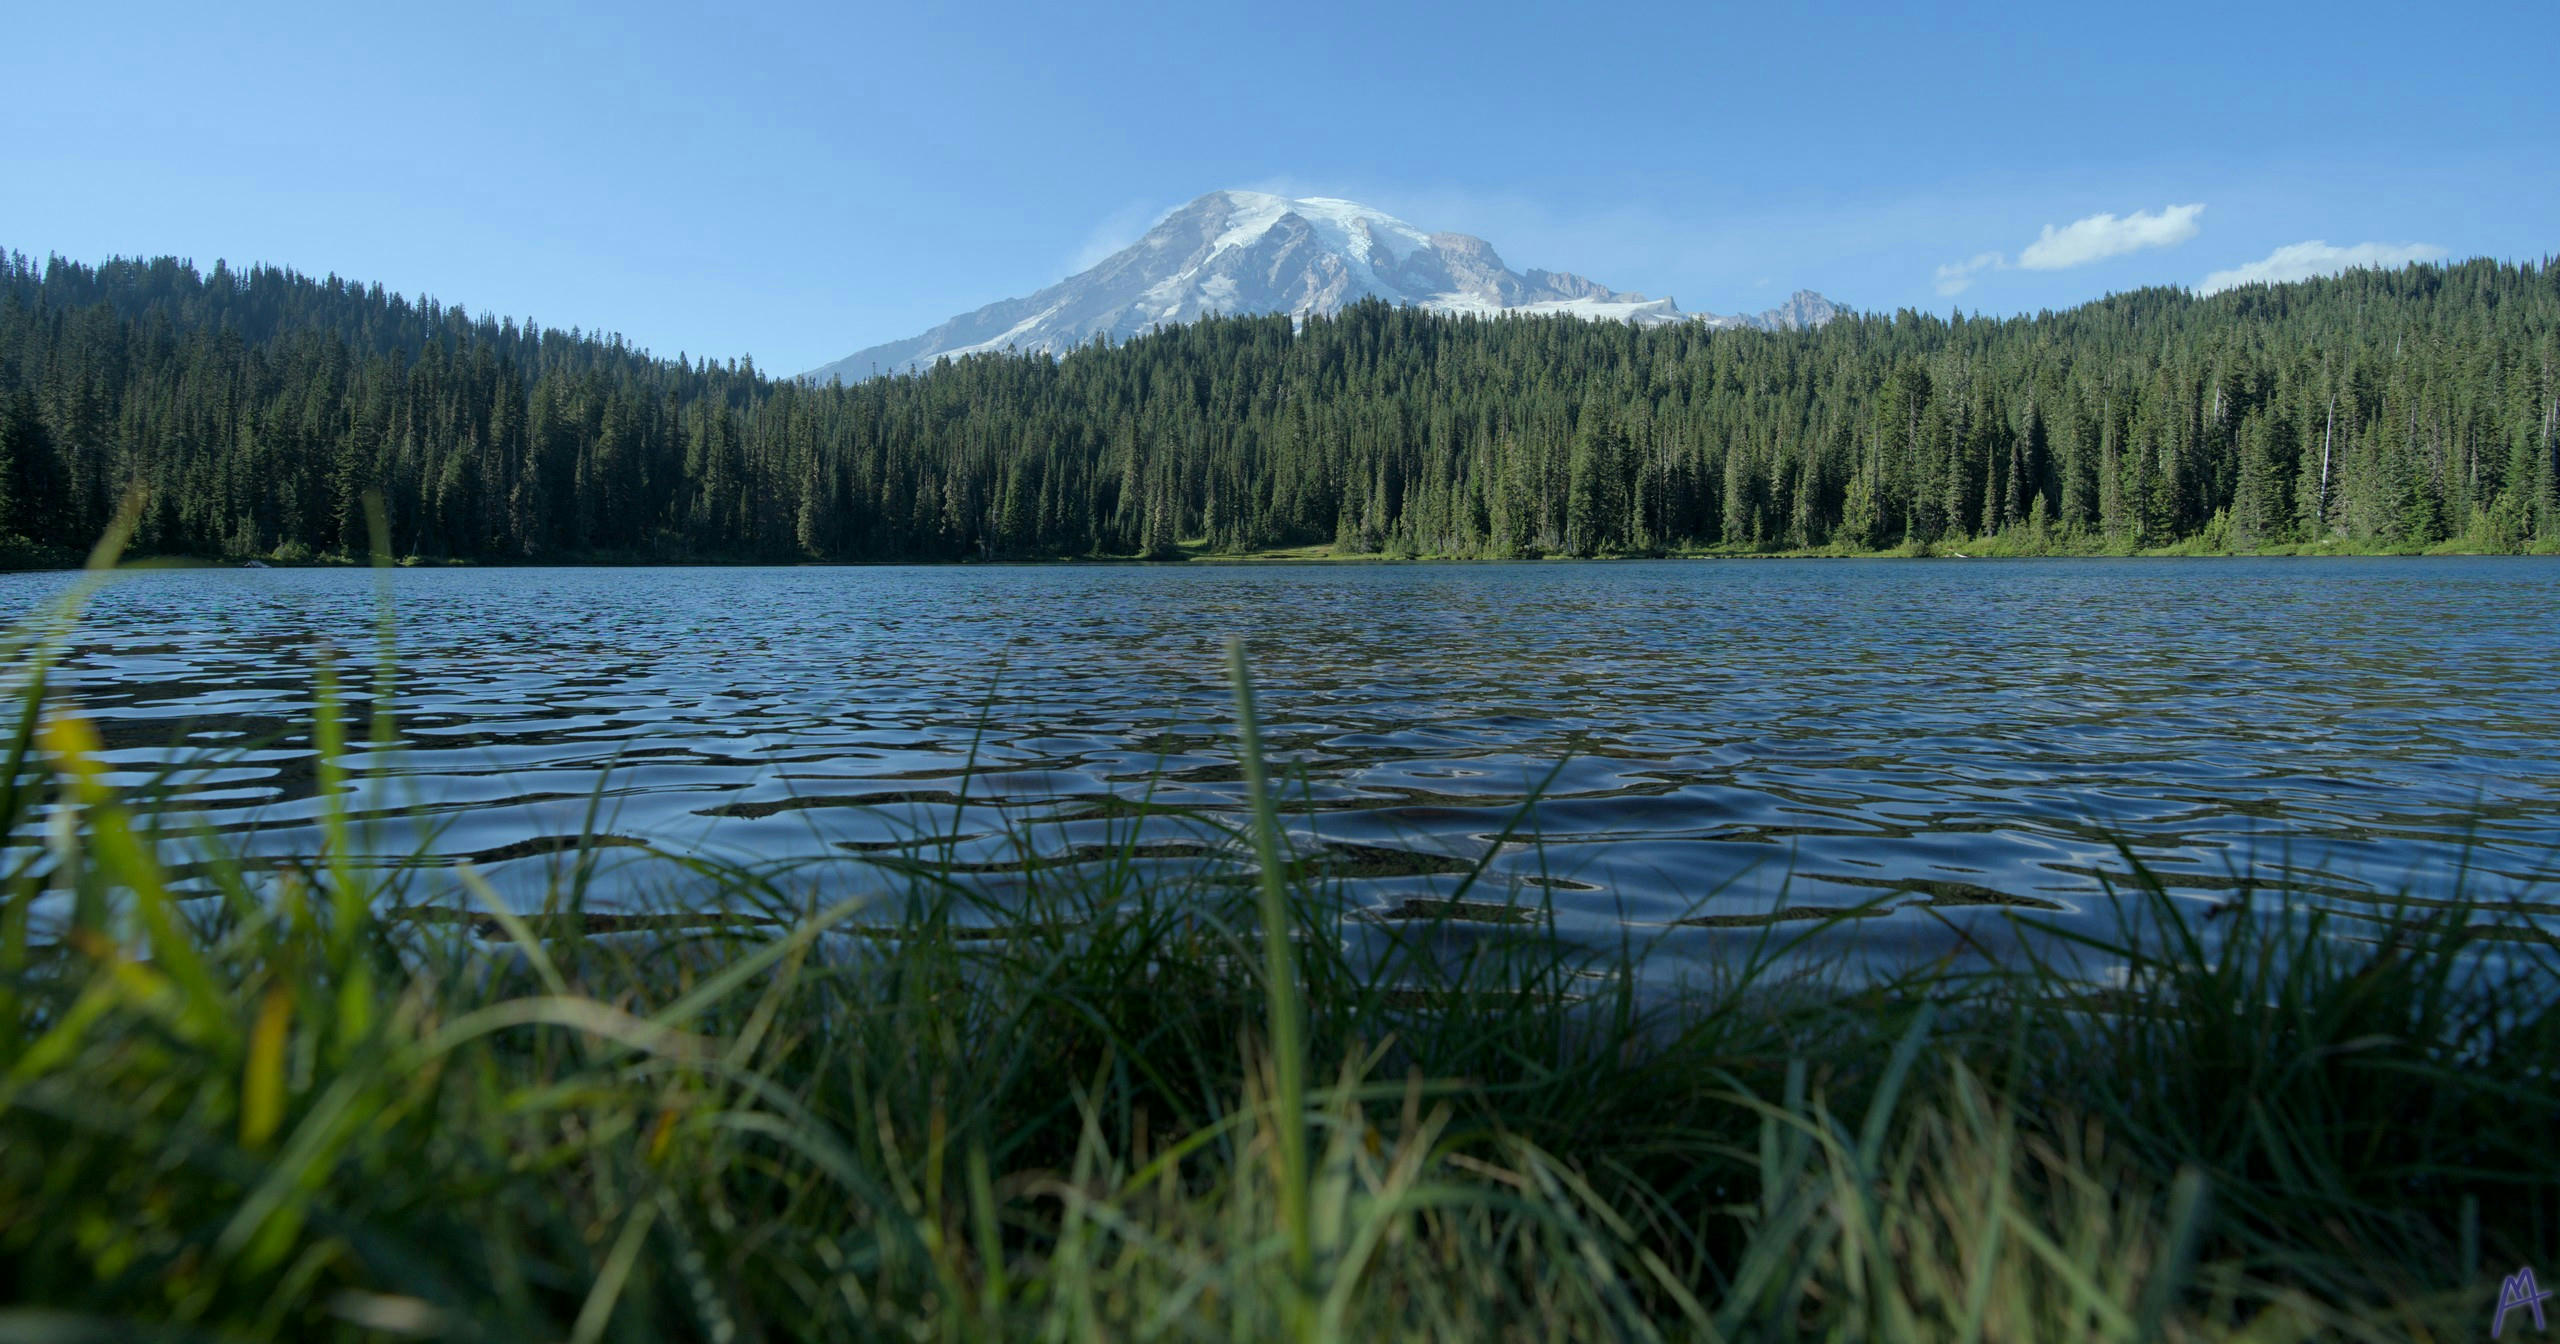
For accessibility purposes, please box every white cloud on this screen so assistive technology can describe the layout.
[1929,201,2202,296]
[2017,203,2205,270]
[1933,251,2006,296]
[2196,240,2450,295]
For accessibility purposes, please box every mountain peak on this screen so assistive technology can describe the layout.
[805,190,1842,382]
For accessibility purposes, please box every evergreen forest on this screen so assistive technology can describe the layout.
[2,249,2556,565]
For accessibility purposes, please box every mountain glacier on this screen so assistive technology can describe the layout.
[804,190,1841,384]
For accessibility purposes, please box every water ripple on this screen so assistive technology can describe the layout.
[7,558,2557,965]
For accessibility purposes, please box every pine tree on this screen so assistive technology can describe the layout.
[1563,432,1601,557]
[0,251,2548,568]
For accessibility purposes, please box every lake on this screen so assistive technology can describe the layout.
[8,557,2557,975]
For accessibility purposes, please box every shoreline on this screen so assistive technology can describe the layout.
[10,535,2559,573]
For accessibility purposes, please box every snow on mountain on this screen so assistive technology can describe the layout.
[804,190,1842,383]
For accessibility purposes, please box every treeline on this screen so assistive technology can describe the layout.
[2,249,2556,564]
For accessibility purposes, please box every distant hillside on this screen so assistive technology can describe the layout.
[1,249,2553,566]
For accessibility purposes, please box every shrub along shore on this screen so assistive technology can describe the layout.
[3,550,2555,1341]
[13,526,2560,573]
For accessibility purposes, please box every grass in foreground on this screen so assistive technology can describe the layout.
[1,541,2554,1342]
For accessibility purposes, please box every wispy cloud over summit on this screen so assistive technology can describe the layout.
[2197,240,2449,295]
[2016,204,2205,270]
[1065,197,1182,273]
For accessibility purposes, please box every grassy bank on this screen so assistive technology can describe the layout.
[3,557,2555,1341]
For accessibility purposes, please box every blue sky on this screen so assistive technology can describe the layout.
[6,0,2553,375]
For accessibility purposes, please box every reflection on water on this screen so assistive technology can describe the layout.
[7,558,2557,970]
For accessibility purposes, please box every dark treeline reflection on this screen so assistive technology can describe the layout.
[2,250,2556,564]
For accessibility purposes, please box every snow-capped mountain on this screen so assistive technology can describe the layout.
[803,190,1842,383]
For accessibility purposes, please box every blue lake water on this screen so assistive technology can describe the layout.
[7,558,2557,974]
